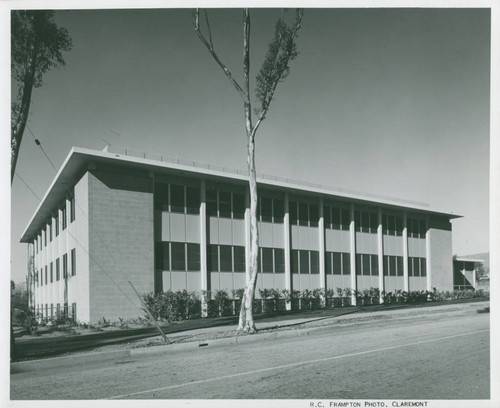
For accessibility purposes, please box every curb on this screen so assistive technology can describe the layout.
[11,300,488,369]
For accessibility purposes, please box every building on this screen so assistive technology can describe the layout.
[20,147,460,323]
[453,257,484,290]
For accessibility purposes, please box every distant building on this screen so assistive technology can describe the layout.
[20,147,460,323]
[453,257,485,290]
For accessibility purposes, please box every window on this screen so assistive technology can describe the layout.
[341,208,350,231]
[43,227,47,247]
[71,248,76,276]
[186,187,200,214]
[419,220,426,238]
[370,213,378,233]
[170,242,185,270]
[388,216,395,236]
[48,221,52,242]
[56,258,60,281]
[155,183,169,210]
[233,193,245,219]
[408,257,414,276]
[44,266,48,284]
[36,270,39,287]
[324,206,332,228]
[50,304,54,319]
[70,193,75,222]
[260,197,273,223]
[274,199,284,223]
[155,242,169,270]
[218,191,231,218]
[219,245,232,272]
[362,254,371,276]
[420,258,427,276]
[55,212,59,236]
[395,216,403,236]
[186,243,200,271]
[309,204,319,227]
[396,256,403,276]
[355,254,362,275]
[389,256,396,276]
[371,254,379,276]
[299,250,310,274]
[61,203,67,230]
[170,185,185,213]
[262,247,273,272]
[291,249,299,274]
[298,203,308,226]
[342,253,350,275]
[310,251,319,274]
[208,245,218,272]
[63,254,68,278]
[234,246,246,272]
[50,262,53,283]
[206,189,217,216]
[332,252,342,275]
[274,248,285,273]
[413,257,421,277]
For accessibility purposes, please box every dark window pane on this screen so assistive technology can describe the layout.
[388,216,395,236]
[219,191,231,218]
[170,185,185,213]
[187,243,200,271]
[71,248,76,276]
[389,256,396,276]
[361,212,370,233]
[412,219,419,238]
[309,204,319,227]
[262,247,274,272]
[383,255,389,276]
[56,258,60,281]
[206,189,218,216]
[186,187,200,214]
[414,257,420,277]
[260,197,272,223]
[298,203,308,226]
[233,193,245,219]
[274,248,285,273]
[420,258,427,276]
[355,254,362,275]
[55,213,59,236]
[155,242,169,270]
[333,252,342,275]
[395,216,403,236]
[408,257,414,277]
[342,253,350,275]
[63,254,67,278]
[70,194,75,222]
[61,205,67,230]
[362,254,370,276]
[397,256,404,276]
[371,254,378,276]
[289,201,298,225]
[325,252,333,274]
[50,262,53,282]
[299,250,309,274]
[355,211,361,232]
[155,184,169,210]
[234,246,246,272]
[291,249,299,274]
[257,248,261,273]
[382,215,388,234]
[332,207,341,230]
[171,242,186,270]
[208,245,218,272]
[341,208,350,231]
[310,251,319,274]
[370,212,378,233]
[49,222,52,242]
[219,245,233,272]
[324,206,331,228]
[419,220,426,238]
[273,199,284,223]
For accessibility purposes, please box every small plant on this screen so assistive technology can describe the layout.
[336,287,344,298]
[258,288,271,299]
[342,287,352,298]
[231,288,245,299]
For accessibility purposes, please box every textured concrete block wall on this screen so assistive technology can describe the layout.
[429,217,453,291]
[88,169,154,323]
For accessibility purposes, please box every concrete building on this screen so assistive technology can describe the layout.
[20,147,460,323]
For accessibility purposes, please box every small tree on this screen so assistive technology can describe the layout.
[11,10,72,183]
[194,8,303,333]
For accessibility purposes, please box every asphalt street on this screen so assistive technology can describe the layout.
[11,307,489,400]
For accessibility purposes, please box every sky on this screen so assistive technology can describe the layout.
[7,7,491,284]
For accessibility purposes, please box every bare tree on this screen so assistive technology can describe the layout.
[194,9,303,333]
[11,10,72,184]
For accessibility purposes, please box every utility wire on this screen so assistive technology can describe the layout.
[26,125,57,171]
[15,172,41,201]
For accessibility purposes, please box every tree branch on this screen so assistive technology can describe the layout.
[194,9,246,101]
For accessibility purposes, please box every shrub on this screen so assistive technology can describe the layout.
[231,288,245,299]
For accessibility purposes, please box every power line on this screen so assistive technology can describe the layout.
[15,172,41,201]
[26,125,57,171]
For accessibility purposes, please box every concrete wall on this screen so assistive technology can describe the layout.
[88,169,154,323]
[429,217,453,291]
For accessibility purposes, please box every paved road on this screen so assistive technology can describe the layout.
[11,308,489,400]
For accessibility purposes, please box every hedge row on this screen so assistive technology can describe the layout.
[141,287,488,322]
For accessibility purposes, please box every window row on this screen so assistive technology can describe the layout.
[36,249,76,286]
[257,247,285,274]
[155,242,200,271]
[35,195,74,253]
[408,257,427,277]
[382,215,403,237]
[258,196,284,224]
[289,201,319,227]
[208,245,246,273]
[355,211,378,234]
[291,249,320,274]
[383,255,404,277]
[155,183,200,214]
[355,253,379,276]
[324,206,350,231]
[206,189,245,219]
[325,251,351,275]
[407,218,426,239]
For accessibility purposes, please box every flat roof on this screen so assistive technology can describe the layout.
[20,146,462,243]
[455,258,484,263]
